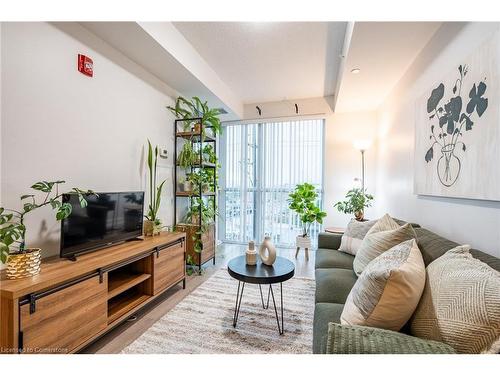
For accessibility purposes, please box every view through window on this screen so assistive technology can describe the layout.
[219,119,324,247]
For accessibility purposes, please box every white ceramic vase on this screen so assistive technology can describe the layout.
[259,236,276,266]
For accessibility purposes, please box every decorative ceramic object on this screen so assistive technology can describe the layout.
[6,248,42,279]
[259,236,276,266]
[246,240,257,266]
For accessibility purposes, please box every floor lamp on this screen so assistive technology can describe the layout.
[353,139,372,191]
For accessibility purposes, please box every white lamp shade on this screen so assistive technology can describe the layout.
[353,139,372,151]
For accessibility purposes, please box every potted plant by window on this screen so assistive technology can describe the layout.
[288,183,327,250]
[0,181,95,279]
[144,140,166,236]
[334,188,374,221]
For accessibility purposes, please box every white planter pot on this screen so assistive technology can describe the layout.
[296,235,311,249]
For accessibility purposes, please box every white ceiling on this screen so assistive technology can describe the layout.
[335,22,442,113]
[173,22,347,104]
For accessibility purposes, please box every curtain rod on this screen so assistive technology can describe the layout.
[221,112,327,125]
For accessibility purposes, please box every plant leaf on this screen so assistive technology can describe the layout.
[427,83,444,113]
[425,146,434,162]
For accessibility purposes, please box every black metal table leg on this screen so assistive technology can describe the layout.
[258,284,271,309]
[269,283,284,335]
[280,282,284,332]
[232,281,245,328]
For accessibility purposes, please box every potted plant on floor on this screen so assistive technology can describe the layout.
[0,181,95,279]
[334,188,374,221]
[288,183,327,250]
[144,140,166,236]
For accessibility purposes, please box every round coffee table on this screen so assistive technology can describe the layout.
[227,255,295,335]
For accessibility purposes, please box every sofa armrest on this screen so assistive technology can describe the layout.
[326,323,456,354]
[318,232,342,250]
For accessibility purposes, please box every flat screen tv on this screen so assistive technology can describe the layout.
[60,191,144,260]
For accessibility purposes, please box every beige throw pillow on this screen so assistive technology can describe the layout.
[353,214,417,276]
[341,239,425,331]
[338,219,377,255]
[411,245,500,354]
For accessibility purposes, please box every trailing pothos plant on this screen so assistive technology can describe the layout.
[167,96,223,135]
[288,183,327,237]
[177,142,199,168]
[144,140,166,228]
[0,181,96,263]
[179,197,218,276]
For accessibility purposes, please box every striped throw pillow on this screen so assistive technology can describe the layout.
[342,239,426,331]
[353,214,417,276]
[338,219,377,255]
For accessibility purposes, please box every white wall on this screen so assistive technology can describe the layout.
[375,22,500,257]
[324,111,378,227]
[1,22,176,259]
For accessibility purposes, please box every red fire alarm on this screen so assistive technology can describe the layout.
[78,54,93,77]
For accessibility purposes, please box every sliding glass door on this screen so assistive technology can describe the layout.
[219,118,324,247]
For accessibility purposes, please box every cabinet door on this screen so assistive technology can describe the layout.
[20,275,107,354]
[153,241,185,295]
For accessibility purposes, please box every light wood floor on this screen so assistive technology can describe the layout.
[81,243,316,353]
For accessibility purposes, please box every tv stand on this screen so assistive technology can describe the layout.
[0,232,186,354]
[67,254,78,262]
[126,236,145,242]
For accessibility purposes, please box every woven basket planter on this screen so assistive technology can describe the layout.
[6,248,42,279]
[144,220,162,236]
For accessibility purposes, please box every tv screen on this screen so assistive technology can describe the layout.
[60,191,144,259]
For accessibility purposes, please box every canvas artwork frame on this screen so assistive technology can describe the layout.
[414,31,500,201]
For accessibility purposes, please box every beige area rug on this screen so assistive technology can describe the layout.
[122,269,315,354]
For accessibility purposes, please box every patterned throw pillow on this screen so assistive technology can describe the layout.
[338,219,377,255]
[341,239,426,331]
[411,245,500,354]
[353,214,417,276]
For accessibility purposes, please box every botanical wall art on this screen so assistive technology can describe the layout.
[414,32,500,201]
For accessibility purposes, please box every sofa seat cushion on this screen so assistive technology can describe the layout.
[326,323,455,354]
[313,303,344,354]
[315,249,354,270]
[411,245,500,354]
[315,268,357,304]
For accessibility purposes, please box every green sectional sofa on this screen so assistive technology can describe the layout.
[313,221,500,354]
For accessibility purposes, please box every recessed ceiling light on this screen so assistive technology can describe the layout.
[351,68,361,74]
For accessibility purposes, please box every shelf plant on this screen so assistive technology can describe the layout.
[177,142,199,168]
[202,144,217,164]
[0,181,95,278]
[288,183,327,239]
[169,96,222,274]
[334,188,374,221]
[144,140,166,236]
[167,96,223,135]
